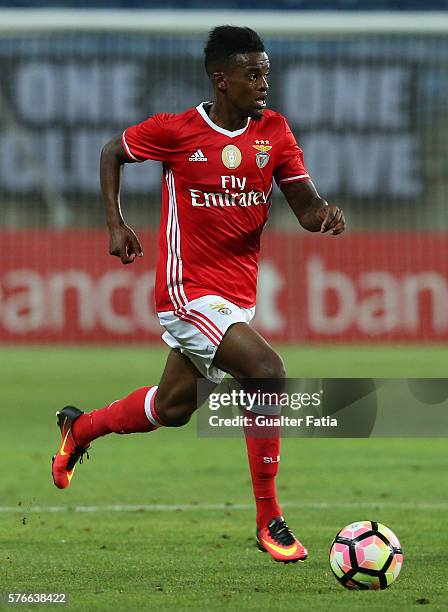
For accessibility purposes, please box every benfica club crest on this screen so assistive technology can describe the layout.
[252,140,272,169]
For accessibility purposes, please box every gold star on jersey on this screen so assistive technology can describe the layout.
[253,139,272,169]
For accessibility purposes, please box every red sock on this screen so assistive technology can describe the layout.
[243,413,282,529]
[72,386,163,447]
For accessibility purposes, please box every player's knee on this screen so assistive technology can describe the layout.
[157,402,193,427]
[163,411,192,427]
[250,351,286,380]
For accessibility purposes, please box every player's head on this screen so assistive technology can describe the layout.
[204,25,269,120]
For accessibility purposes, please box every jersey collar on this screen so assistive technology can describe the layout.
[196,102,251,138]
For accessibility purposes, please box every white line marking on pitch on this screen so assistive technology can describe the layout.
[0,501,447,514]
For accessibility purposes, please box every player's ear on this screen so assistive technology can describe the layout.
[212,71,226,91]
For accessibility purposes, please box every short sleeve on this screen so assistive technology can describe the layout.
[122,113,176,163]
[274,118,310,187]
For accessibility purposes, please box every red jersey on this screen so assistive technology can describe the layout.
[122,102,309,312]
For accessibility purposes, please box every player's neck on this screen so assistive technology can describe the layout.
[207,101,249,132]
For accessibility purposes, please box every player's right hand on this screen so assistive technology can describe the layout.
[108,224,143,264]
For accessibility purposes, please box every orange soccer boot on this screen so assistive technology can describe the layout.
[52,406,90,489]
[257,516,308,563]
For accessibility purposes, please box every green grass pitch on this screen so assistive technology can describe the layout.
[1,345,447,611]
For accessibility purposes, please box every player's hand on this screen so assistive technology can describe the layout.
[318,205,346,235]
[108,223,143,264]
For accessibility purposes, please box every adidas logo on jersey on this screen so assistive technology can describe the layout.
[189,149,208,162]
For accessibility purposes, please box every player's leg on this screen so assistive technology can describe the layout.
[52,349,210,489]
[154,348,216,426]
[213,323,283,532]
[213,322,308,562]
[213,321,285,381]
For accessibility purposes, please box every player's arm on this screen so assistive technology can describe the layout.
[281,179,346,235]
[100,135,143,264]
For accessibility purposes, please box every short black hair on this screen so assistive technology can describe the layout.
[204,25,265,76]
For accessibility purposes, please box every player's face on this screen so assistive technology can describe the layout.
[224,52,270,120]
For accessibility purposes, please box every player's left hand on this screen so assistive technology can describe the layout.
[318,206,346,235]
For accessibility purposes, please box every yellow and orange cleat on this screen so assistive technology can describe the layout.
[51,406,89,489]
[257,516,308,563]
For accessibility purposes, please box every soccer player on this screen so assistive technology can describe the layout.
[52,26,345,563]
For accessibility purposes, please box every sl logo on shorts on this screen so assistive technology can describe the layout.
[210,301,232,315]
